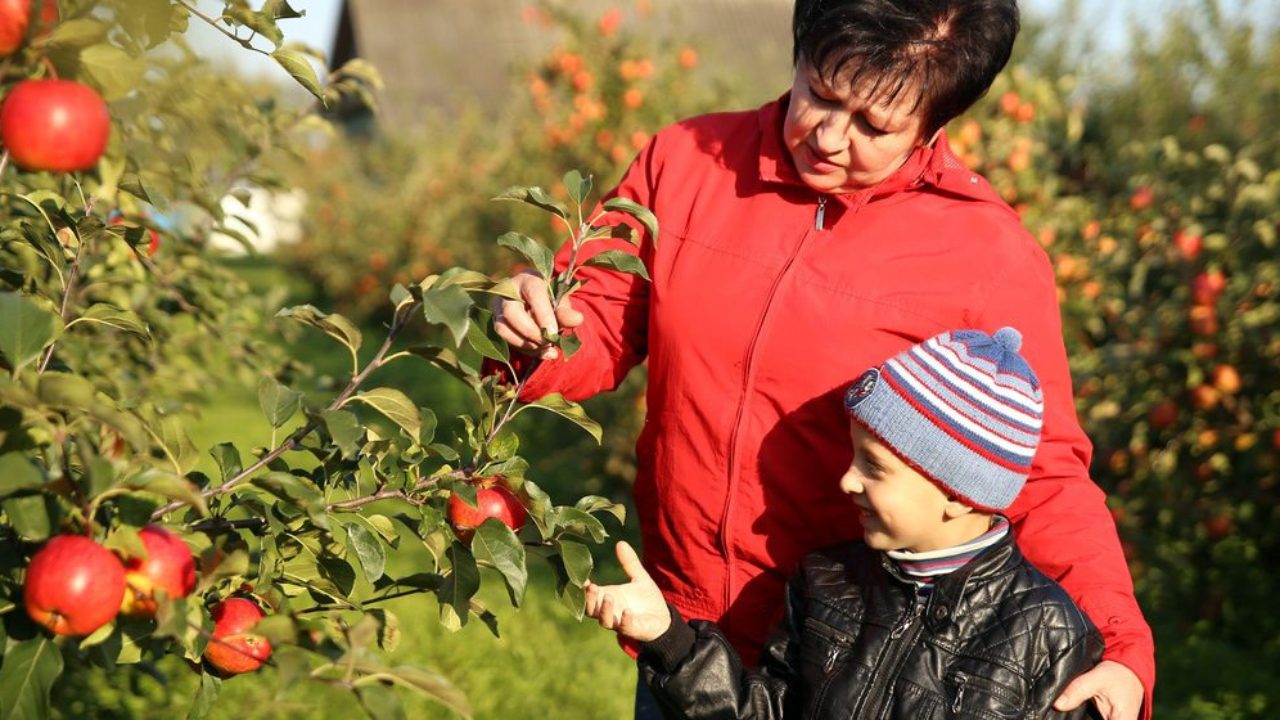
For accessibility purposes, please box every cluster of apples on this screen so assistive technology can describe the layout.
[1,0,111,172]
[22,527,273,676]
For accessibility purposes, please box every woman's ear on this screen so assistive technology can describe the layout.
[942,498,975,520]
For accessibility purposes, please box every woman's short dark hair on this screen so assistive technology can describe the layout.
[792,0,1019,134]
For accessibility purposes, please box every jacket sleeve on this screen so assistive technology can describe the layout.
[638,577,806,719]
[512,137,662,404]
[1027,627,1107,720]
[973,235,1156,717]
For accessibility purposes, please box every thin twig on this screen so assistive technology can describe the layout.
[174,0,272,56]
[151,301,422,520]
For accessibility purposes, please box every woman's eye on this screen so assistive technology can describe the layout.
[858,115,888,136]
[809,85,839,104]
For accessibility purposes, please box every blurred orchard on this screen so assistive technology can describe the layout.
[0,1,1277,719]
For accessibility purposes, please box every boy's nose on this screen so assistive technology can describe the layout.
[839,469,864,495]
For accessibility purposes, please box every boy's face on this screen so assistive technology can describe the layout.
[839,421,970,552]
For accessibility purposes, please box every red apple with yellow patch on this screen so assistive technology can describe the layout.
[447,479,527,544]
[120,525,197,618]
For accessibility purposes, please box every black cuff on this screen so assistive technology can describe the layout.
[640,603,697,673]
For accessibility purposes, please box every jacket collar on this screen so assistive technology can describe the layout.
[880,522,1021,618]
[756,93,996,206]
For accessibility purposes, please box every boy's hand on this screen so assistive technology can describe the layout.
[583,541,671,642]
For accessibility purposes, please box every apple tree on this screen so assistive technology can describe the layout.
[0,2,651,718]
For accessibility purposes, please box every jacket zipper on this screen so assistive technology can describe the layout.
[852,588,927,719]
[715,195,831,567]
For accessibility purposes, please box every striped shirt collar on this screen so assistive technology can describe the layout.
[885,516,1010,590]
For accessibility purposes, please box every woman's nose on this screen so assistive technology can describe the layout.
[814,111,850,154]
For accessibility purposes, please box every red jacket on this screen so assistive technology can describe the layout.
[520,95,1155,707]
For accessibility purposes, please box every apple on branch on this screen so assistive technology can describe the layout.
[120,525,197,618]
[447,478,528,544]
[23,535,127,636]
[203,597,273,676]
[0,78,110,172]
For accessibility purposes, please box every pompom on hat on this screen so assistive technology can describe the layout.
[843,327,1044,512]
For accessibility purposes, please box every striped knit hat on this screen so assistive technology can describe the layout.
[843,327,1044,511]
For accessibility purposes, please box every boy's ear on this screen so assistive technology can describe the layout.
[942,498,975,520]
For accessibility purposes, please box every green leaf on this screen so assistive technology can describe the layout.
[272,48,324,100]
[421,285,474,348]
[574,495,627,525]
[564,169,592,206]
[122,469,209,516]
[439,543,479,629]
[356,684,405,720]
[258,376,303,429]
[583,249,651,281]
[419,407,438,447]
[210,443,242,484]
[370,608,401,653]
[320,409,364,459]
[516,393,602,443]
[275,305,362,355]
[36,372,95,408]
[222,5,283,46]
[557,539,593,586]
[251,472,328,530]
[465,317,508,363]
[344,519,387,584]
[186,672,222,720]
[550,507,608,543]
[492,185,569,219]
[0,453,44,498]
[0,293,63,374]
[46,17,109,47]
[71,304,151,339]
[557,332,582,360]
[346,388,421,442]
[365,665,469,718]
[0,635,63,720]
[472,519,527,607]
[2,495,55,541]
[79,43,146,101]
[156,416,201,475]
[496,231,556,280]
[603,197,660,244]
[486,428,519,463]
[118,175,159,207]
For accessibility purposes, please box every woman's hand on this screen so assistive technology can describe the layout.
[492,272,585,360]
[1053,659,1145,720]
[584,541,671,642]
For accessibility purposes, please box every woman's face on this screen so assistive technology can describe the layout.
[783,60,930,193]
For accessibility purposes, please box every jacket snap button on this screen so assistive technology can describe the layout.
[932,605,948,621]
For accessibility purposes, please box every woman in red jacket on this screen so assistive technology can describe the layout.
[494,0,1153,717]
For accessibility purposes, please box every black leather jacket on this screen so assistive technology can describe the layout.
[640,531,1104,719]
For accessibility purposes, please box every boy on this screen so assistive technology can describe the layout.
[585,327,1104,719]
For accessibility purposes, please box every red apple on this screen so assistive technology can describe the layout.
[1148,399,1178,430]
[1188,306,1218,336]
[24,535,127,636]
[203,597,272,676]
[1192,270,1226,306]
[1211,364,1241,396]
[120,525,196,618]
[0,0,31,55]
[32,0,55,36]
[447,483,527,544]
[1190,384,1220,411]
[1173,231,1202,261]
[1,79,110,172]
[1129,186,1154,211]
[110,216,161,256]
[1202,514,1233,540]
